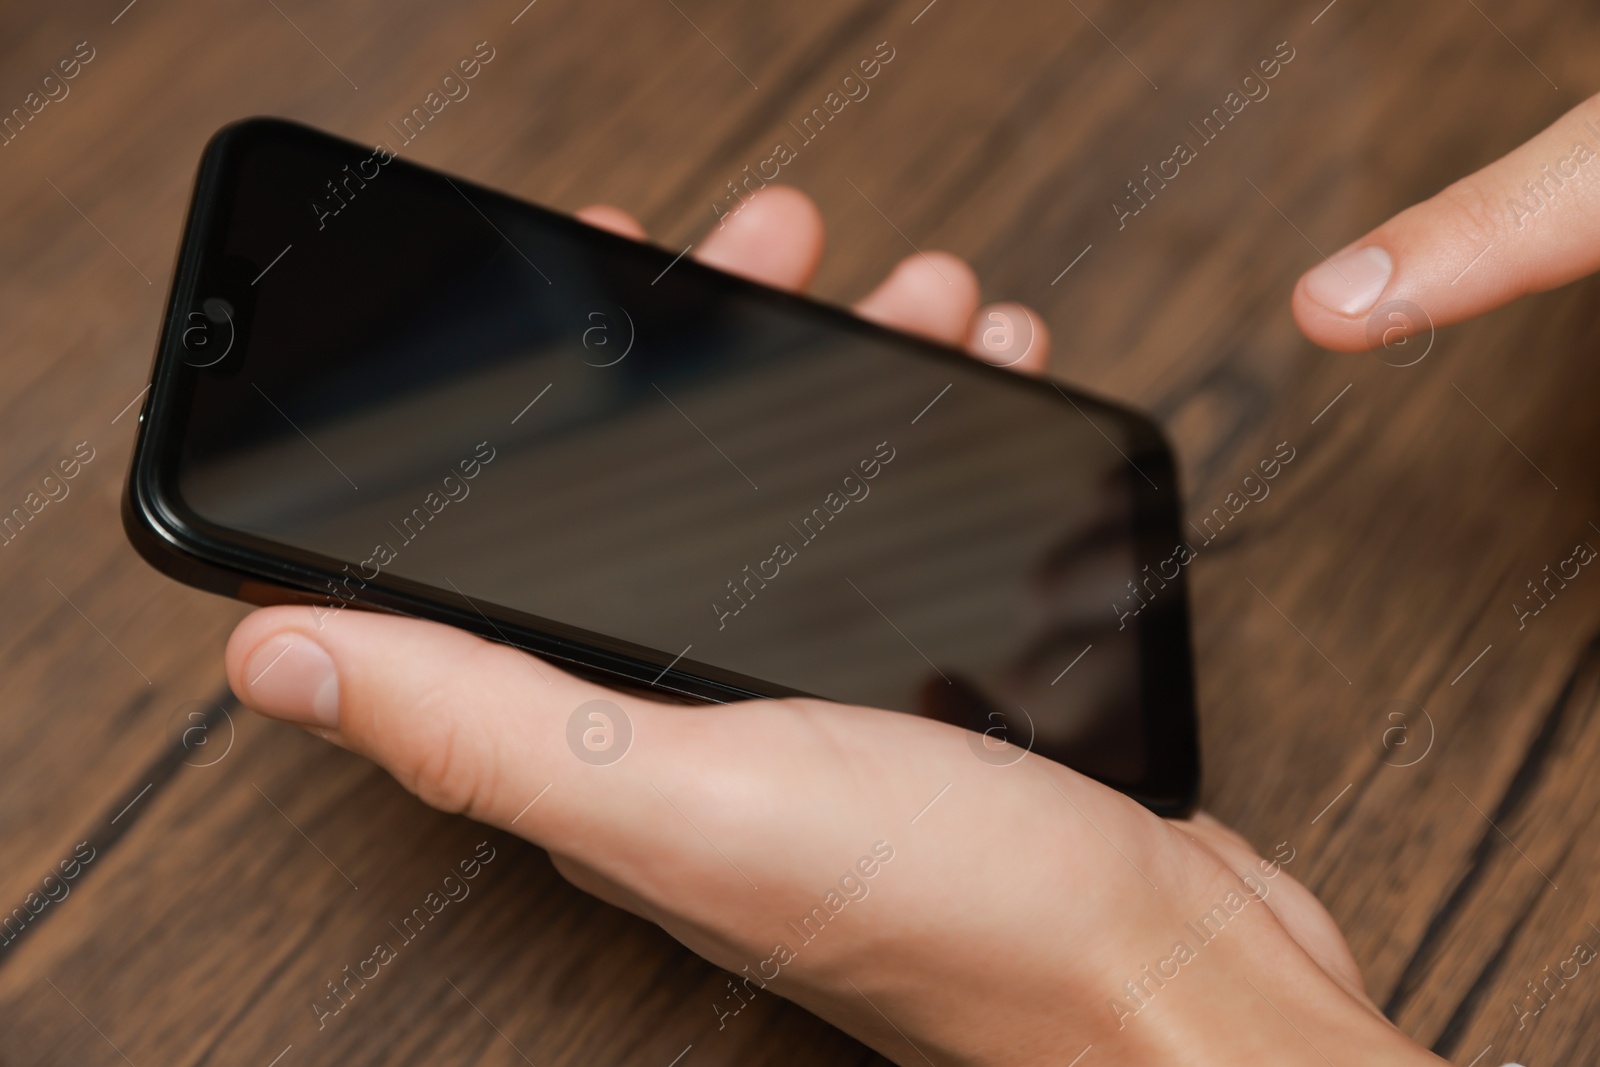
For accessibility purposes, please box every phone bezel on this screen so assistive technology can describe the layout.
[125,118,1201,814]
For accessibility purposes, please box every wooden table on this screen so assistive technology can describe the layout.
[1,0,1596,1063]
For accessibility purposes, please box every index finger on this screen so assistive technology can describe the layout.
[1293,91,1600,351]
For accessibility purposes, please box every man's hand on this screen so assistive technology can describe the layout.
[227,187,1436,1066]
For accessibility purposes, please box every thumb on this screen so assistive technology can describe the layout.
[225,605,671,859]
[1293,91,1600,352]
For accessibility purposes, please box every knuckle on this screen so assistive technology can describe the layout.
[407,714,472,813]
[391,679,499,821]
[1431,178,1505,245]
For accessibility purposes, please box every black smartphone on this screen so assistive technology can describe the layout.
[125,118,1200,813]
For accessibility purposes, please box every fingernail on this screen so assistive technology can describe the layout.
[242,634,340,728]
[1303,246,1393,316]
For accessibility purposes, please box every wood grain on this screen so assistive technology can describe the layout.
[0,0,1597,1063]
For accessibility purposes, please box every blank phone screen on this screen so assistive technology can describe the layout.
[153,120,1196,803]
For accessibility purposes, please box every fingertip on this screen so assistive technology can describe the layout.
[225,606,311,700]
[1291,244,1397,352]
[575,204,648,240]
[1291,283,1367,352]
[855,252,981,344]
[696,184,825,291]
[227,607,342,729]
[966,302,1051,374]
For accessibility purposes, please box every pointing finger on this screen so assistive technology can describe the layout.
[1294,92,1600,351]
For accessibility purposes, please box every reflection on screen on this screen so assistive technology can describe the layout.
[176,127,1153,784]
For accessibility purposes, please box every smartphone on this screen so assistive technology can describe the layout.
[125,118,1199,813]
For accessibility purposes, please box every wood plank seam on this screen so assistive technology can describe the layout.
[1382,633,1599,1024]
[0,688,234,970]
[1430,834,1583,1057]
